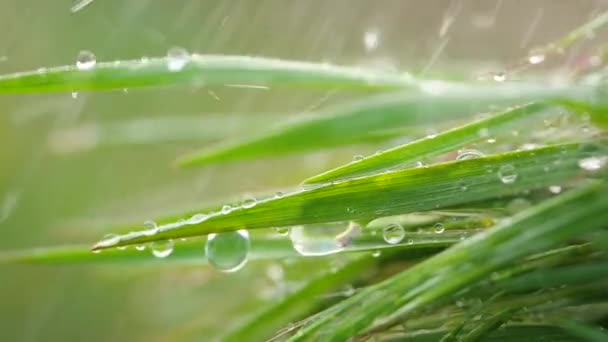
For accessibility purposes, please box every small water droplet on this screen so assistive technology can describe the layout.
[492,72,506,82]
[415,161,425,168]
[275,227,290,236]
[578,156,606,171]
[407,239,414,245]
[189,213,208,224]
[151,239,174,258]
[221,204,233,215]
[167,47,189,72]
[434,223,445,234]
[353,155,364,162]
[142,220,159,236]
[117,246,127,251]
[383,223,405,244]
[548,185,562,194]
[206,230,250,272]
[363,29,380,51]
[498,164,518,184]
[135,245,146,251]
[242,197,257,209]
[487,138,496,144]
[71,92,78,99]
[528,54,545,65]
[274,191,284,199]
[456,149,484,161]
[372,250,381,257]
[76,50,96,70]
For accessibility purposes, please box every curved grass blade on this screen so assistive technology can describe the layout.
[93,141,607,250]
[176,81,596,167]
[0,55,414,93]
[304,103,547,184]
[288,181,608,341]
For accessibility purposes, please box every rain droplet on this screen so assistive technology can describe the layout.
[548,185,562,194]
[492,72,506,82]
[206,230,250,272]
[363,29,380,51]
[275,227,290,236]
[151,239,174,258]
[578,156,606,171]
[167,47,189,72]
[76,50,96,70]
[383,223,405,244]
[434,223,445,234]
[498,164,518,184]
[221,204,233,215]
[135,245,146,251]
[353,155,364,162]
[289,223,348,256]
[242,197,257,209]
[189,213,208,224]
[528,54,545,65]
[142,220,159,236]
[456,149,484,161]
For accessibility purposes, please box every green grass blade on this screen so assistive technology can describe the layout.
[0,55,414,93]
[93,141,606,250]
[304,103,547,184]
[288,181,608,340]
[176,81,596,167]
[561,321,608,342]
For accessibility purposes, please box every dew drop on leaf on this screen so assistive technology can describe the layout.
[188,213,208,224]
[206,230,250,272]
[528,54,545,64]
[76,50,96,70]
[578,156,607,171]
[434,223,445,234]
[492,72,506,82]
[383,223,405,244]
[242,197,257,209]
[167,47,189,72]
[289,223,347,256]
[456,149,484,161]
[150,239,174,258]
[135,245,146,251]
[498,164,518,184]
[275,227,290,236]
[142,220,159,236]
[548,185,562,194]
[221,204,233,215]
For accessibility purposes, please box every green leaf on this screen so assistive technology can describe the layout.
[0,55,414,93]
[561,321,608,342]
[93,141,606,250]
[288,181,608,340]
[304,103,547,184]
[176,81,598,167]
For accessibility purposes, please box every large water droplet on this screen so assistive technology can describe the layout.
[142,220,159,236]
[151,239,174,258]
[289,223,349,256]
[167,47,189,72]
[456,149,484,161]
[383,223,405,244]
[578,156,606,171]
[76,50,96,70]
[206,230,250,272]
[434,223,445,234]
[242,197,257,209]
[498,164,518,184]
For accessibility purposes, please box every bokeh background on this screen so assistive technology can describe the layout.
[0,1,606,341]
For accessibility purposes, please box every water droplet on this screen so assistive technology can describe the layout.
[498,164,518,184]
[487,138,496,144]
[135,245,146,251]
[434,223,445,234]
[221,204,233,215]
[142,220,159,236]
[118,245,127,251]
[578,156,606,171]
[275,227,290,236]
[151,239,174,258]
[289,223,348,256]
[456,149,484,161]
[407,239,414,245]
[167,47,189,72]
[97,234,119,248]
[353,155,364,162]
[189,213,208,224]
[528,54,545,65]
[274,191,284,199]
[372,250,381,257]
[383,223,405,244]
[71,92,78,99]
[492,72,506,82]
[363,29,380,51]
[242,197,257,209]
[548,185,562,194]
[206,230,250,272]
[415,161,425,168]
[76,50,96,70]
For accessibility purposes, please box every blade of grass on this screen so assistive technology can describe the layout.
[304,103,547,184]
[176,81,598,167]
[288,181,608,341]
[93,140,606,250]
[0,55,415,93]
[560,320,608,342]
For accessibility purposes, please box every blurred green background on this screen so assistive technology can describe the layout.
[0,1,605,341]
